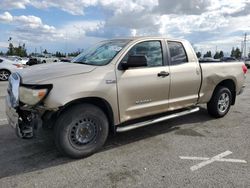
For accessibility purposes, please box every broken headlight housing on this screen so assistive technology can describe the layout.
[19,84,52,106]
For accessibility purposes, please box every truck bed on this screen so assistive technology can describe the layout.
[198,61,246,104]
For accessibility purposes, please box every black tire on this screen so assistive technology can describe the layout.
[0,70,11,81]
[207,86,232,118]
[54,104,109,158]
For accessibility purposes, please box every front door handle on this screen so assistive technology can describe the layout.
[157,71,170,77]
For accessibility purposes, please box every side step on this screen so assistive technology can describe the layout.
[116,107,200,133]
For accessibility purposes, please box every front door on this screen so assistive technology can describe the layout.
[116,40,170,123]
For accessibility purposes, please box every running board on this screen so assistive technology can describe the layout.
[116,107,200,133]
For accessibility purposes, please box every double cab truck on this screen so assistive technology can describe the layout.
[6,37,247,158]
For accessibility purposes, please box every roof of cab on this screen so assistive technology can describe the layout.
[107,36,188,43]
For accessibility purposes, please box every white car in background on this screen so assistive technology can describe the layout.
[7,56,29,65]
[0,57,24,81]
[35,54,59,64]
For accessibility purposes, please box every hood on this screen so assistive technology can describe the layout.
[17,62,96,84]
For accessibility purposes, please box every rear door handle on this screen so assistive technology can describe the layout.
[157,71,170,77]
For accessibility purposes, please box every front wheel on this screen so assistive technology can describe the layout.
[54,104,109,158]
[0,70,11,81]
[207,86,232,118]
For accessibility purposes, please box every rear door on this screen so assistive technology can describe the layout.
[116,40,170,123]
[166,40,201,110]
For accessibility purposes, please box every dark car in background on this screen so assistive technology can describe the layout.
[221,57,237,62]
[26,58,38,66]
[199,57,221,63]
[245,58,250,68]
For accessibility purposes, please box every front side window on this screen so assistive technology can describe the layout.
[122,41,163,67]
[168,41,188,65]
[71,40,130,66]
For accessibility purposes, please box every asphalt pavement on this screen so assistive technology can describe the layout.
[0,73,249,188]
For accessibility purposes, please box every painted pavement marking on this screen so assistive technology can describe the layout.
[0,118,7,126]
[180,150,247,171]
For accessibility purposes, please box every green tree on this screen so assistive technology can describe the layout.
[231,47,241,58]
[16,45,22,56]
[6,42,27,57]
[214,52,220,59]
[22,44,27,57]
[230,47,235,57]
[203,51,212,58]
[43,49,48,54]
[235,47,241,58]
[16,44,27,57]
[214,51,224,59]
[54,51,66,57]
[248,52,250,58]
[68,51,81,57]
[0,51,4,56]
[219,51,224,58]
[196,52,201,58]
[7,43,14,56]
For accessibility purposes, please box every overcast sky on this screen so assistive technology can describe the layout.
[0,0,250,55]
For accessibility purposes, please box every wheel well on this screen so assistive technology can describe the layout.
[0,69,11,73]
[215,79,236,105]
[60,97,115,133]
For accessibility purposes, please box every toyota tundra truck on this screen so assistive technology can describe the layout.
[5,37,247,158]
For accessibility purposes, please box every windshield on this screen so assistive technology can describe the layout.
[71,40,130,66]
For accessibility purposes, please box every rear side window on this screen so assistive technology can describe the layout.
[168,41,188,65]
[122,41,163,67]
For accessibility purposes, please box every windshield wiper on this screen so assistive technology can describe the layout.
[72,61,93,65]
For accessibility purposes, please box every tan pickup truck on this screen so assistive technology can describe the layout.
[6,37,247,158]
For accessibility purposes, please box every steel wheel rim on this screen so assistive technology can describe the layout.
[218,92,230,113]
[0,70,10,81]
[69,117,98,146]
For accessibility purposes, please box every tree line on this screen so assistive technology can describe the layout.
[196,47,249,59]
[1,40,249,59]
[6,42,27,57]
[0,44,81,58]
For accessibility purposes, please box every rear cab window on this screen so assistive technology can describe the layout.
[167,41,188,65]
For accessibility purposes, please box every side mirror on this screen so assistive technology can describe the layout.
[121,55,147,70]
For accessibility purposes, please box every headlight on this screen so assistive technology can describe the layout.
[19,84,52,105]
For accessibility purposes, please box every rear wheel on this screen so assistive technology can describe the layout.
[54,104,109,158]
[0,70,11,81]
[207,86,232,118]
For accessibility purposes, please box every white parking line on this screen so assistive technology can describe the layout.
[180,150,247,171]
[0,118,7,126]
[180,156,210,160]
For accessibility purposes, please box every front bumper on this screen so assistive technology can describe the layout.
[5,95,41,138]
[5,73,40,138]
[5,95,18,129]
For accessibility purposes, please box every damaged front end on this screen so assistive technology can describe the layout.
[15,108,42,138]
[5,73,52,138]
